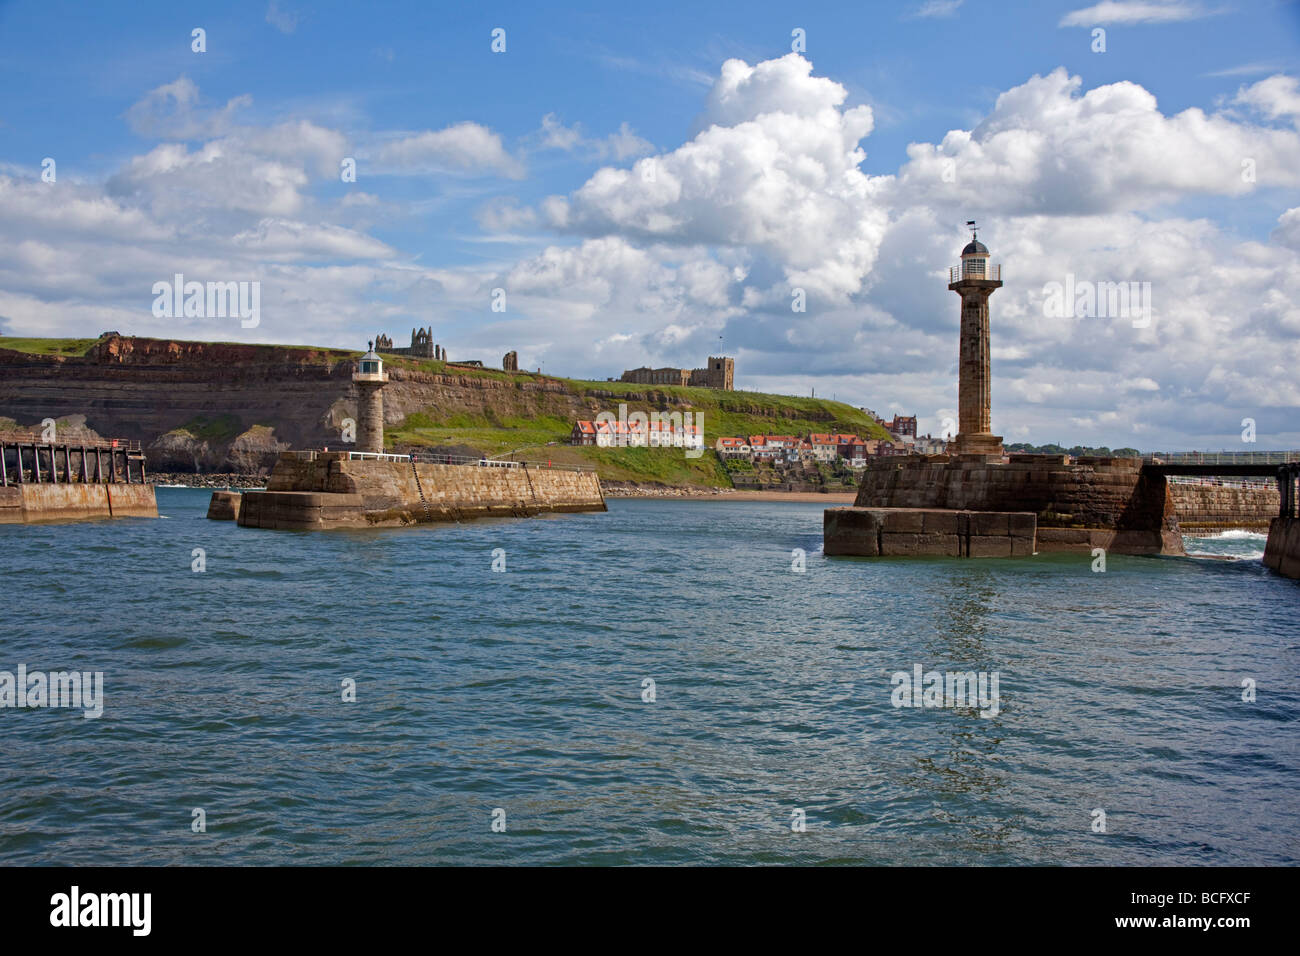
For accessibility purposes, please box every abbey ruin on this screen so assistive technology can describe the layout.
[620,356,734,390]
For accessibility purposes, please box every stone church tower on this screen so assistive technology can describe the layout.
[948,226,1003,458]
[353,342,388,454]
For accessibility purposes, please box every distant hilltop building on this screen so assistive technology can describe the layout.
[375,327,438,360]
[620,356,734,390]
[374,330,522,371]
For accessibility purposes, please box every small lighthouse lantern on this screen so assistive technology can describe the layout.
[356,341,385,381]
[960,221,989,279]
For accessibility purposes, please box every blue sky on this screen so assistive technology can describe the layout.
[2,0,1299,449]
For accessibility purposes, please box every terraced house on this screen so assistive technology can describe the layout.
[570,419,703,450]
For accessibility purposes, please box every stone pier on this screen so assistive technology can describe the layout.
[1263,464,1300,579]
[233,451,606,530]
[207,490,242,520]
[825,454,1183,557]
[824,507,1035,557]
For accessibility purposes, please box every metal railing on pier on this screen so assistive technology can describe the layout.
[1166,475,1277,490]
[407,450,595,473]
[292,448,595,474]
[347,451,410,462]
[1144,451,1300,465]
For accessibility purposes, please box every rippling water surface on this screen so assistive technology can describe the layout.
[0,489,1296,865]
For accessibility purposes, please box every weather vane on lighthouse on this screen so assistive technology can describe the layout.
[966,220,978,242]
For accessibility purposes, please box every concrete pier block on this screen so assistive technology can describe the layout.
[825,507,1035,558]
[1263,517,1300,579]
[206,490,242,520]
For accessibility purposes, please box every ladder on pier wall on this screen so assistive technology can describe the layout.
[409,457,433,522]
[519,462,541,516]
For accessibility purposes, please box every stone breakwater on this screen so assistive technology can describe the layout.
[824,508,1035,557]
[1263,517,1300,579]
[867,454,1181,554]
[832,454,1183,557]
[0,483,157,523]
[1167,483,1279,533]
[231,452,605,530]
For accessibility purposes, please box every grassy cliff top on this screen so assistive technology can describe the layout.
[0,336,100,356]
[1,334,893,485]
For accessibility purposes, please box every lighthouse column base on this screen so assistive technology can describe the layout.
[950,433,1004,458]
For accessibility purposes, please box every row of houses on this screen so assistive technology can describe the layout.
[717,433,890,468]
[718,431,948,467]
[567,414,947,462]
[570,419,705,450]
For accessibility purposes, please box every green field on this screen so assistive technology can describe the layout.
[0,336,98,356]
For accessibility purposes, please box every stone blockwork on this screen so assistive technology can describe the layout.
[237,452,606,530]
[852,454,1183,555]
[0,483,157,523]
[1263,517,1300,579]
[1167,484,1279,533]
[824,507,1035,557]
[206,490,242,520]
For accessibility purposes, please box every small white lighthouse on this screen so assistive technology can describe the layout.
[353,342,388,454]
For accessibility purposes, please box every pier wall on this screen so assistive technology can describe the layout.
[1263,517,1300,579]
[851,455,1182,554]
[0,483,157,522]
[238,453,605,529]
[1167,483,1279,532]
[824,508,1035,557]
[207,490,242,520]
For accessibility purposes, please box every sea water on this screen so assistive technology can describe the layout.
[0,488,1295,865]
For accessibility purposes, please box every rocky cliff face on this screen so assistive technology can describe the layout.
[1,334,355,473]
[0,333,736,474]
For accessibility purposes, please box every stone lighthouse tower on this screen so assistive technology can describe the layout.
[353,342,388,454]
[948,224,1004,458]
